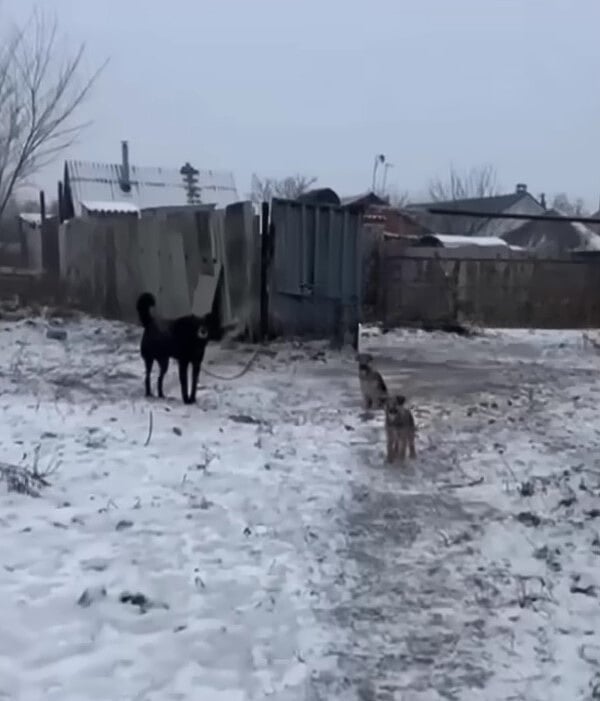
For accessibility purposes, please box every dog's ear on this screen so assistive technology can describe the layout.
[386,395,400,410]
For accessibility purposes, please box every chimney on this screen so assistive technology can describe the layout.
[120,140,131,193]
[540,193,546,209]
[516,183,527,194]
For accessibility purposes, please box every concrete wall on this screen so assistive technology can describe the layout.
[56,203,259,332]
[379,244,600,329]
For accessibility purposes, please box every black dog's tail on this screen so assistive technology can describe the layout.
[136,292,156,328]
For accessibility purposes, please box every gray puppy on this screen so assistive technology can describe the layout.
[357,353,388,410]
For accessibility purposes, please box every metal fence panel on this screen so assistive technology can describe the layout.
[270,198,361,339]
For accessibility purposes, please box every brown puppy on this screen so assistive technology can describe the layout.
[384,394,416,464]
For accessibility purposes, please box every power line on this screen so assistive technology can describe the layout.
[426,207,600,225]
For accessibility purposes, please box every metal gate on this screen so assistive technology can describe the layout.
[270,197,362,342]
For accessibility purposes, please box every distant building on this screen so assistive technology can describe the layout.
[405,183,545,238]
[60,141,238,220]
[294,189,388,209]
[416,233,513,248]
[502,208,600,255]
[414,233,523,254]
[339,192,388,210]
[296,188,341,206]
[588,207,600,235]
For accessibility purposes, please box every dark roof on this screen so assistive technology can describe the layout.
[407,191,529,215]
[404,189,544,236]
[296,188,340,206]
[340,192,388,209]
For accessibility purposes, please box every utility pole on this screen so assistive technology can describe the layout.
[371,154,385,192]
[381,162,394,196]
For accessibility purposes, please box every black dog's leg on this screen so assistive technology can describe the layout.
[189,360,201,404]
[144,357,154,397]
[157,358,169,398]
[178,360,190,404]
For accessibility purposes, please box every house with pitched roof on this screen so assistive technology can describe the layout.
[59,141,238,220]
[587,205,600,236]
[502,208,600,255]
[405,183,545,238]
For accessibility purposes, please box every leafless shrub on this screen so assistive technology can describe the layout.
[0,444,59,497]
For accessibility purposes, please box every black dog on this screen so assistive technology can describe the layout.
[136,292,212,405]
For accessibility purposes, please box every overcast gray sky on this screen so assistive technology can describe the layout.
[5,0,600,207]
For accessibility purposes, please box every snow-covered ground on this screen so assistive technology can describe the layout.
[1,313,600,700]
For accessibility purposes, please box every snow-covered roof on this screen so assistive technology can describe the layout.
[81,200,140,216]
[65,159,238,216]
[569,222,600,251]
[422,234,511,249]
[503,208,600,253]
[18,212,42,227]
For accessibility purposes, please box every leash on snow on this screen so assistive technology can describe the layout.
[202,348,262,381]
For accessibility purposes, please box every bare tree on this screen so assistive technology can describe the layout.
[424,164,499,235]
[0,8,105,220]
[250,173,317,205]
[386,187,410,208]
[551,192,587,217]
[428,164,498,202]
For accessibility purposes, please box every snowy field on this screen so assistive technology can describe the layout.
[1,312,600,699]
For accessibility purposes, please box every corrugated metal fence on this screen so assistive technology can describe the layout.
[270,198,362,342]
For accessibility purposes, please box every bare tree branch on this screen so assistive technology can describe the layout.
[249,174,274,205]
[0,7,106,219]
[249,173,317,205]
[427,164,498,235]
[551,193,588,217]
[386,187,410,208]
[428,164,498,202]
